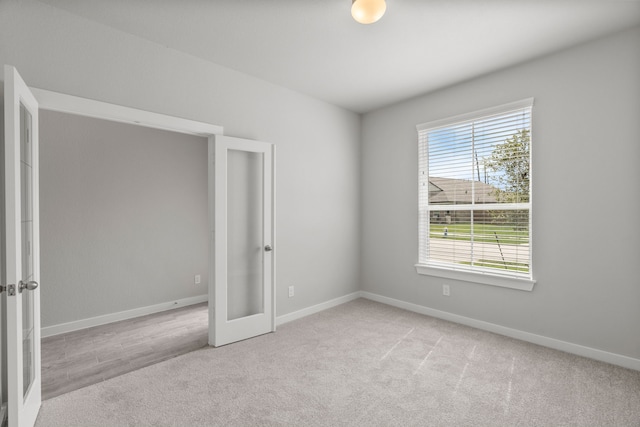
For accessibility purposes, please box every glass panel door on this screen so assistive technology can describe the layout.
[20,104,35,399]
[4,65,42,427]
[226,149,264,321]
[210,135,275,347]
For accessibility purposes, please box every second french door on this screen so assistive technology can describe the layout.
[3,65,42,427]
[209,135,275,347]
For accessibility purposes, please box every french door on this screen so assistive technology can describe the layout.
[209,135,275,347]
[3,65,42,427]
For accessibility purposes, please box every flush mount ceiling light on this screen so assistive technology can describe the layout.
[351,0,387,24]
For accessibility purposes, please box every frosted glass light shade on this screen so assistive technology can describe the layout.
[351,0,387,24]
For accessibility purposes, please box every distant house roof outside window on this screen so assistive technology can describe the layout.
[428,177,498,205]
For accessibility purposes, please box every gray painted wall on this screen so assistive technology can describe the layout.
[39,111,209,327]
[361,27,640,359]
[0,0,361,325]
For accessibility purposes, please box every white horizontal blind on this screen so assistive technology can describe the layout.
[417,100,533,279]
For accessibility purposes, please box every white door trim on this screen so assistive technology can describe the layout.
[29,90,224,341]
[31,88,223,137]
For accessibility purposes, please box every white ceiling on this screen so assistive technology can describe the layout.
[38,0,640,113]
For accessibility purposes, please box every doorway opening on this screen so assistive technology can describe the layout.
[38,109,212,399]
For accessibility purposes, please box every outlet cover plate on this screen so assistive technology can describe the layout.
[442,284,450,296]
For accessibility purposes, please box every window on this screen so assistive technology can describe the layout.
[416,99,535,290]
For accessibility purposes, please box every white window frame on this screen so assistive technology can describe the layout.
[415,99,536,291]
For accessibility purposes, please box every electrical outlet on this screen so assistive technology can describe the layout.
[195,275,201,284]
[288,286,295,298]
[442,284,450,296]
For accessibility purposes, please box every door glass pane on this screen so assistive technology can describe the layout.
[227,149,264,321]
[20,103,35,397]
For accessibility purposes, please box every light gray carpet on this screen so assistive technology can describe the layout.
[35,299,640,426]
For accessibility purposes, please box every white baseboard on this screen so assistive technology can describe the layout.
[276,291,362,326]
[360,291,640,371]
[39,289,640,372]
[42,291,360,338]
[41,295,208,338]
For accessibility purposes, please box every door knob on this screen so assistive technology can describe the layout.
[19,280,39,292]
[264,245,273,252]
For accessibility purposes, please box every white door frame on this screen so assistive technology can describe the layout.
[32,90,279,347]
[31,88,276,346]
[30,88,228,347]
[31,89,223,138]
[33,89,274,345]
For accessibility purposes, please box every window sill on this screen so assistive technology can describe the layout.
[415,264,536,291]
